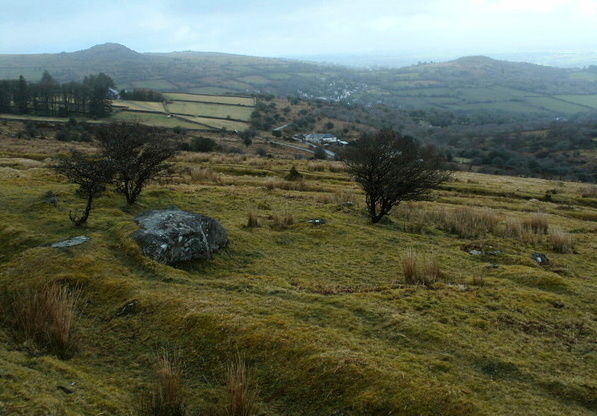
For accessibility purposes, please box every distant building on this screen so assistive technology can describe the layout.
[304,133,337,144]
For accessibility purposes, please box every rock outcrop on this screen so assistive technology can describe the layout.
[132,208,227,265]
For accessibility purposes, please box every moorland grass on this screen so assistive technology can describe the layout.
[0,136,596,416]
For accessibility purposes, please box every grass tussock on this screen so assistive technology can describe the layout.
[471,270,487,287]
[396,204,499,237]
[549,228,575,254]
[246,211,261,228]
[314,190,356,206]
[501,213,550,244]
[222,356,258,416]
[189,167,223,184]
[579,185,597,198]
[138,350,187,416]
[9,283,82,359]
[402,250,441,286]
[306,161,348,173]
[522,213,549,234]
[270,211,295,229]
[436,206,499,238]
[265,179,305,191]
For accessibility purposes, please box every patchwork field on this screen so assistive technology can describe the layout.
[0,127,595,416]
[113,92,254,130]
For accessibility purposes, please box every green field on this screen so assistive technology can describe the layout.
[165,101,253,120]
[131,79,178,90]
[164,93,255,106]
[556,95,597,109]
[525,97,590,114]
[176,115,250,130]
[110,92,255,129]
[115,100,166,112]
[239,75,270,85]
[569,72,597,82]
[111,111,203,129]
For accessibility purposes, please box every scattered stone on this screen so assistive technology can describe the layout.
[531,253,550,266]
[485,264,499,269]
[469,250,483,255]
[307,218,327,225]
[56,385,74,394]
[114,299,139,318]
[42,190,58,207]
[50,236,90,248]
[132,208,227,265]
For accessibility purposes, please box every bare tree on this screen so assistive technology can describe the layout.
[96,122,177,205]
[341,130,450,223]
[53,151,114,226]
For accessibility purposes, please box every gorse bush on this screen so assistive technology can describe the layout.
[9,283,81,359]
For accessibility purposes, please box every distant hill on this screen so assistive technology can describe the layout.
[1,43,597,118]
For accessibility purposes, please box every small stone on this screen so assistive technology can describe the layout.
[50,236,90,248]
[307,218,327,225]
[531,253,550,266]
[114,300,139,318]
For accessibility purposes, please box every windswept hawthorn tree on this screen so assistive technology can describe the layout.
[96,122,177,205]
[52,150,114,226]
[341,129,450,223]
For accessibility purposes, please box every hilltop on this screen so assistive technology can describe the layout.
[1,43,596,118]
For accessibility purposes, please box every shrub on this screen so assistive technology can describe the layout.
[284,165,303,181]
[10,283,81,359]
[138,350,186,416]
[341,129,450,223]
[97,122,178,205]
[190,137,219,152]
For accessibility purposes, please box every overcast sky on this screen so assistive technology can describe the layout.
[1,0,595,59]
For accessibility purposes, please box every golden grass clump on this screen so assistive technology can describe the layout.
[246,211,261,228]
[270,212,295,229]
[265,179,305,191]
[189,167,223,184]
[522,213,549,234]
[223,356,257,416]
[315,191,356,205]
[306,161,327,172]
[549,228,575,254]
[176,152,213,164]
[138,350,187,416]
[433,206,499,238]
[580,185,597,198]
[402,250,440,286]
[9,283,82,359]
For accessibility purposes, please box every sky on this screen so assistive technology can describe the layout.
[1,0,596,60]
